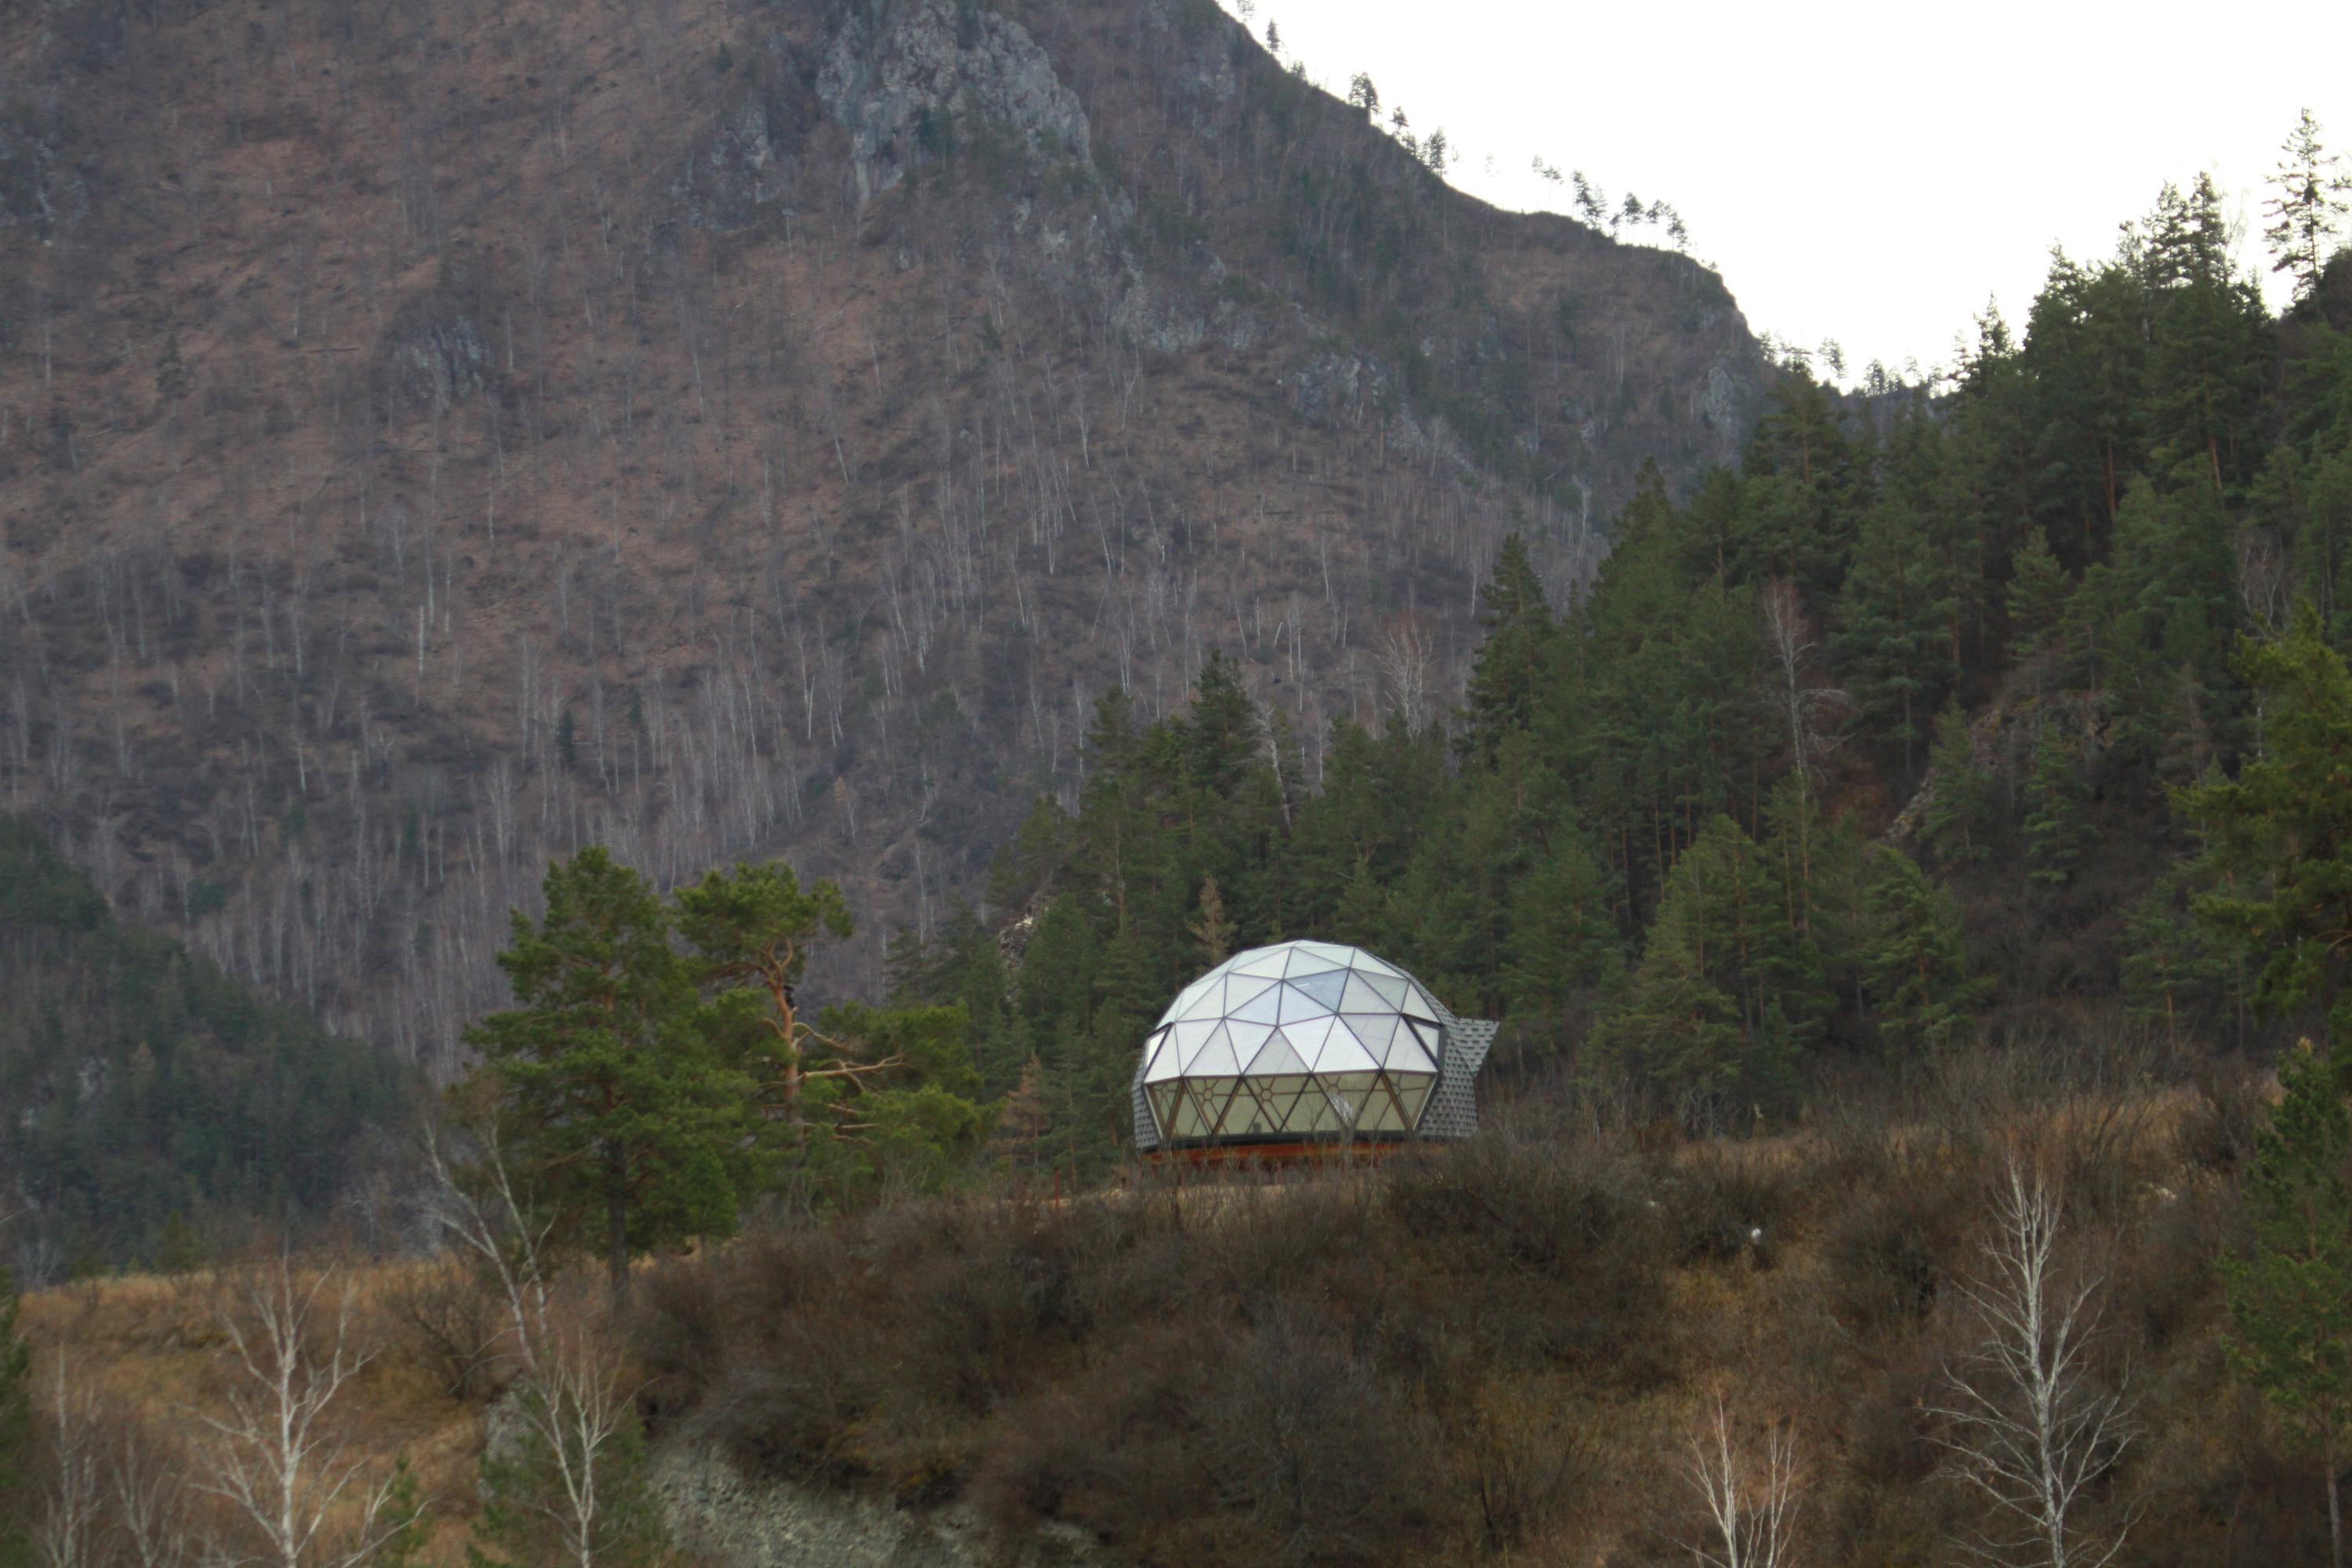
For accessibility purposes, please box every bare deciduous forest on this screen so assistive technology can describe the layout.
[0,0,1759,1068]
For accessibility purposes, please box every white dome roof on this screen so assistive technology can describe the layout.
[1133,940,1455,1145]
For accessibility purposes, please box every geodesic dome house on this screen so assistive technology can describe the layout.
[1131,940,1498,1153]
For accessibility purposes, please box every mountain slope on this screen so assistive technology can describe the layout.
[0,815,415,1276]
[0,0,1762,1063]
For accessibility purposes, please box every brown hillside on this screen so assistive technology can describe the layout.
[0,0,1763,1063]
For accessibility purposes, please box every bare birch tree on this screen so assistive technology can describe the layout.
[111,1416,194,1568]
[194,1261,410,1568]
[1761,579,1851,800]
[1930,1162,2139,1568]
[418,1113,557,1380]
[478,1330,659,1568]
[1683,1394,1802,1568]
[31,1363,106,1568]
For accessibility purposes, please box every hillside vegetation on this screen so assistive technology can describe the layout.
[886,183,2352,1178]
[0,0,1758,1067]
[0,814,416,1277]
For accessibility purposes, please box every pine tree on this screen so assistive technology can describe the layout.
[1921,703,1992,865]
[469,1370,675,1568]
[1190,873,1237,965]
[463,848,764,1306]
[2121,866,2249,1047]
[2220,1040,2352,1568]
[1835,400,1959,768]
[1860,847,1975,1064]
[2182,606,2352,1049]
[0,1269,28,1568]
[1504,834,1621,1026]
[1461,533,1556,764]
[2265,109,2352,304]
[2022,723,2092,887]
[2004,526,2072,664]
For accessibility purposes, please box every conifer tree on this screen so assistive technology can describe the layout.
[469,1363,674,1568]
[2004,526,2073,664]
[2121,866,2249,1047]
[2220,1039,2352,1568]
[1860,847,1975,1063]
[2265,109,2352,303]
[2183,606,2352,1048]
[1504,835,1621,1026]
[1461,533,1555,764]
[2022,724,2092,887]
[1921,703,1992,866]
[0,1269,27,1568]
[1836,400,1959,768]
[464,848,760,1307]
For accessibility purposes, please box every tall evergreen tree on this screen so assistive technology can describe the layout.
[2266,111,2352,303]
[2220,1039,2352,1568]
[1860,847,1975,1063]
[0,1269,28,1568]
[1461,533,1556,764]
[463,848,762,1305]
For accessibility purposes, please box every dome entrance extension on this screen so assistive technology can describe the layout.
[1131,941,1496,1153]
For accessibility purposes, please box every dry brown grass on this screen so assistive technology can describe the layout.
[20,1258,494,1566]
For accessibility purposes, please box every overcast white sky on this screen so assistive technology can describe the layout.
[1226,0,2352,383]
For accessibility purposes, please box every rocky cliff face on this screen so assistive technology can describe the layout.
[655,1438,1109,1568]
[0,0,1763,1061]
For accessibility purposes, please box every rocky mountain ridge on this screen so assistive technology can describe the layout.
[0,0,1764,1065]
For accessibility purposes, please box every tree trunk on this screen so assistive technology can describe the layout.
[606,1152,630,1311]
[2328,1428,2343,1568]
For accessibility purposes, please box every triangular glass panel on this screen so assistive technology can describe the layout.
[1232,948,1290,978]
[1383,1029,1436,1074]
[1315,1031,1379,1076]
[1337,974,1391,1014]
[1141,1027,1175,1081]
[1168,1018,1218,1070]
[1246,1034,1312,1076]
[1361,972,1410,1007]
[1225,1021,1277,1061]
[1359,1076,1408,1131]
[1189,1026,1242,1078]
[1348,951,1402,978]
[1279,1016,1342,1068]
[1167,1083,1210,1138]
[1391,1075,1434,1127]
[1229,982,1284,1024]
[1191,1077,1240,1132]
[1223,975,1275,1011]
[1401,983,1443,1021]
[1315,1075,1365,1123]
[1290,969,1348,1009]
[1298,941,1354,965]
[1340,1013,1402,1059]
[1276,983,1336,1025]
[1178,984,1227,1021]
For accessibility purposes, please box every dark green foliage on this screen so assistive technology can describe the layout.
[1860,846,1976,1062]
[2022,724,2092,887]
[2220,1039,2352,1563]
[2183,608,2352,1043]
[1920,703,1992,866]
[463,848,760,1301]
[0,1270,27,1568]
[0,816,414,1274]
[468,1379,673,1568]
[959,166,2347,1140]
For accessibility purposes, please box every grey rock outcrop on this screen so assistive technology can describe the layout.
[818,0,1092,205]
[653,1440,1109,1568]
